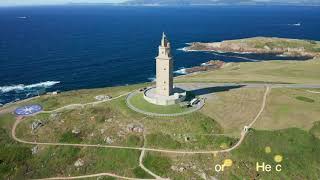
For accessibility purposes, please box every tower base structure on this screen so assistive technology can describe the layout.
[144,87,186,106]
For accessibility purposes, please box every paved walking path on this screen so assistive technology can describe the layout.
[11,86,270,154]
[32,173,154,180]
[126,91,205,117]
[11,86,270,180]
[307,90,320,94]
[41,93,130,114]
[177,83,320,91]
[139,132,168,180]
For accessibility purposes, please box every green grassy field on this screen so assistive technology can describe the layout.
[200,86,320,136]
[142,128,320,179]
[229,37,320,53]
[310,122,320,138]
[15,95,233,151]
[228,128,320,180]
[2,81,320,179]
[1,89,235,179]
[144,153,172,177]
[255,88,320,131]
[129,93,192,114]
[2,83,320,179]
[200,87,265,137]
[0,128,32,179]
[177,59,320,84]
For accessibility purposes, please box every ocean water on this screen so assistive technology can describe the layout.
[1,5,320,105]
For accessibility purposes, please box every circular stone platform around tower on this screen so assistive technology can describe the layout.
[143,87,187,106]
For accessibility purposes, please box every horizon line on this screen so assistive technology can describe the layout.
[1,3,320,8]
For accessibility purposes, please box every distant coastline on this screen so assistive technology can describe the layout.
[183,37,320,60]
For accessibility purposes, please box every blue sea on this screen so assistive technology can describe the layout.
[1,5,320,105]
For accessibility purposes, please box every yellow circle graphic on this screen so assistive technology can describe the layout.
[223,159,233,167]
[265,146,272,154]
[274,155,283,163]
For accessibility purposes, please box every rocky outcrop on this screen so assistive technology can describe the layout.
[185,37,320,60]
[185,60,224,74]
[31,120,45,133]
[127,123,144,133]
[74,159,84,167]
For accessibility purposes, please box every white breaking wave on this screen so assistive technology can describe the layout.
[147,77,156,82]
[177,47,188,52]
[177,47,202,52]
[0,81,60,93]
[174,68,187,75]
[288,23,301,26]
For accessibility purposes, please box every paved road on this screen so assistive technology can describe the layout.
[126,91,205,117]
[177,82,320,92]
[1,82,318,115]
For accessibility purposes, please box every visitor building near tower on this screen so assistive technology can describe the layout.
[144,33,186,106]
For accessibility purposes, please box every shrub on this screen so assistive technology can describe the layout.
[59,131,82,143]
[295,96,315,103]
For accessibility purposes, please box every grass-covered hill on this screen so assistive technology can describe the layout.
[1,82,320,179]
[187,37,320,58]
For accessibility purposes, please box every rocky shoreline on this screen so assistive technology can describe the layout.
[182,60,225,74]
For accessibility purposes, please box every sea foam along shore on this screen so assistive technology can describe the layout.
[0,81,60,93]
[174,68,187,75]
[177,44,258,55]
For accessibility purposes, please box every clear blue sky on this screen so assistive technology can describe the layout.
[0,0,126,6]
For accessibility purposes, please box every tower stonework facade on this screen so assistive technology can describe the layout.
[156,33,173,96]
[143,33,186,106]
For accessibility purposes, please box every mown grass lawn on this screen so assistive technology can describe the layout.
[129,93,192,114]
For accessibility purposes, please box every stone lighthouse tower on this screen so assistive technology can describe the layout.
[156,32,173,96]
[143,33,186,106]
